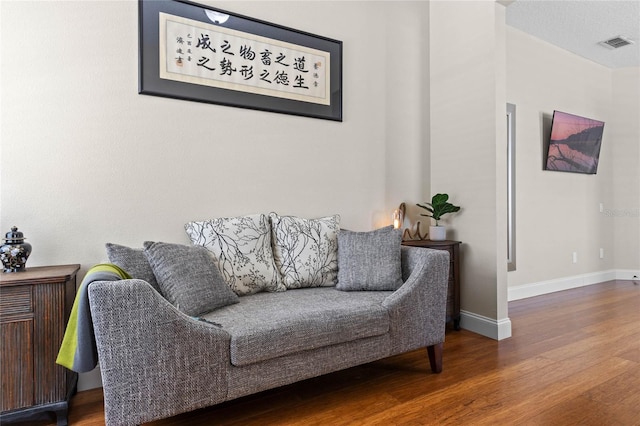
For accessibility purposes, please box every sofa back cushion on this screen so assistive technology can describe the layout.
[185,214,285,296]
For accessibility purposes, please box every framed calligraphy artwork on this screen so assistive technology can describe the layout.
[139,0,343,121]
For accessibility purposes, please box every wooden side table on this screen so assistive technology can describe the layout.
[0,264,80,426]
[402,240,461,330]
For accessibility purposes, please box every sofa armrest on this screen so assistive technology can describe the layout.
[88,279,231,426]
[383,246,449,353]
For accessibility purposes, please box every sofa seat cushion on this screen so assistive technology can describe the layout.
[201,287,392,367]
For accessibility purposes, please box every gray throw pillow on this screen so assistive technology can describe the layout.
[336,226,403,291]
[143,241,239,316]
[105,243,161,293]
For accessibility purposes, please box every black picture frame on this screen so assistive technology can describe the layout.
[139,0,343,121]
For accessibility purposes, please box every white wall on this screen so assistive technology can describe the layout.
[428,2,510,339]
[506,27,640,298]
[0,0,431,263]
[0,0,430,390]
[611,68,640,273]
[506,26,623,295]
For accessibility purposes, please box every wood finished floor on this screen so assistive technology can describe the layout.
[16,280,640,425]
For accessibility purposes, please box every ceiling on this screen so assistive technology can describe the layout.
[505,0,640,69]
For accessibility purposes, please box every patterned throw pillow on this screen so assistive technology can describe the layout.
[269,213,340,289]
[336,226,404,291]
[143,242,239,316]
[185,214,285,296]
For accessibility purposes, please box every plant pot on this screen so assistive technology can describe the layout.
[429,225,446,241]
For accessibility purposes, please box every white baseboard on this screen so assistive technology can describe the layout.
[507,269,628,301]
[459,269,639,342]
[459,310,512,341]
[615,269,640,281]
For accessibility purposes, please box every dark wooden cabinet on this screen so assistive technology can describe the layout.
[0,264,80,426]
[402,240,461,330]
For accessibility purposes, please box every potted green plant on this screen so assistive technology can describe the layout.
[417,193,461,241]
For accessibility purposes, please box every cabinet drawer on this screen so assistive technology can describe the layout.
[0,286,32,318]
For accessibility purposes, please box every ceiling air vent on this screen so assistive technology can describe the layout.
[599,35,635,50]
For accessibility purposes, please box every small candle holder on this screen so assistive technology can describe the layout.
[393,203,407,230]
[392,209,403,229]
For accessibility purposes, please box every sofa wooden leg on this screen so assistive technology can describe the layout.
[427,343,443,373]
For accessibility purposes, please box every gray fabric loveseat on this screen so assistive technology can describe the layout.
[89,214,450,425]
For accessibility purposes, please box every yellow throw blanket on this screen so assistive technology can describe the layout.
[56,264,130,373]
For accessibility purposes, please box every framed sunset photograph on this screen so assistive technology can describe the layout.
[545,110,605,174]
